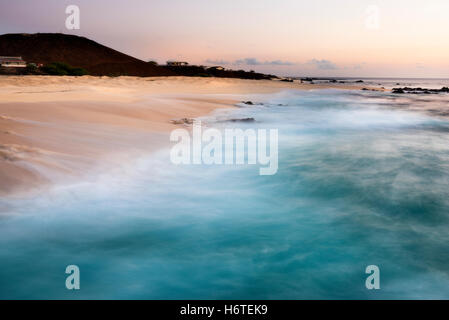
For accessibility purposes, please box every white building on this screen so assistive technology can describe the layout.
[0,56,27,68]
[167,61,189,67]
[207,66,225,71]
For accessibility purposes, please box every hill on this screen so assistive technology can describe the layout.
[0,33,277,79]
[0,33,174,77]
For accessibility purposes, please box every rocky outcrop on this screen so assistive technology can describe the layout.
[392,87,449,94]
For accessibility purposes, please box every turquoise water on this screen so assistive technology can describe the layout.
[1,89,449,299]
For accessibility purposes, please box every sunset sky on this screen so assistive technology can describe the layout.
[1,0,448,77]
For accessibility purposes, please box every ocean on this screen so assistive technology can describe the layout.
[1,81,449,299]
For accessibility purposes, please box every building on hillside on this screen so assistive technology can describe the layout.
[166,61,189,67]
[207,66,225,71]
[0,56,27,67]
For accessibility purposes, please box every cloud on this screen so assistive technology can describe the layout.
[415,63,425,69]
[266,60,295,66]
[205,59,230,65]
[353,62,367,69]
[235,58,263,65]
[235,58,295,66]
[206,58,295,66]
[307,59,338,70]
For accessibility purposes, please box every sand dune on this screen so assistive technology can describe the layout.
[0,76,367,196]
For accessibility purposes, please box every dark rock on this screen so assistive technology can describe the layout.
[226,118,256,123]
[170,118,194,125]
[392,87,449,94]
[392,88,405,93]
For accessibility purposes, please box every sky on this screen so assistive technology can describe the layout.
[1,0,449,78]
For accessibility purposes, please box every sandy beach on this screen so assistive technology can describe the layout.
[0,76,369,196]
[3,0,449,302]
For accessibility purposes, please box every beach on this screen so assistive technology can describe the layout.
[0,76,369,197]
[1,80,449,299]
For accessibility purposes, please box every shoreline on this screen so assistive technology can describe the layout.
[0,76,373,198]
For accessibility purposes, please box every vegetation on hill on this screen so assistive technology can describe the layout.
[164,65,277,80]
[41,62,87,76]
